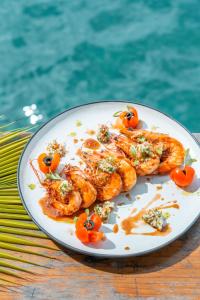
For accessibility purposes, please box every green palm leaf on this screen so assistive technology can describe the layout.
[0,261,35,274]
[0,234,57,250]
[0,219,39,229]
[0,242,53,258]
[0,126,59,286]
[0,227,47,238]
[0,252,49,267]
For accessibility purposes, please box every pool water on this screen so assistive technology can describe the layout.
[0,0,199,132]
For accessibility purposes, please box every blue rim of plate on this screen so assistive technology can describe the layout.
[17,100,200,258]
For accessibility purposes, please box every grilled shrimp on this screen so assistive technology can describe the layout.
[30,160,82,216]
[112,134,161,176]
[64,165,97,208]
[120,128,185,174]
[51,190,82,216]
[155,136,185,174]
[99,147,137,191]
[77,149,122,201]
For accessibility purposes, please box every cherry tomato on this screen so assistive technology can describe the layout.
[90,214,102,231]
[75,212,87,228]
[38,153,60,174]
[170,166,195,187]
[119,106,139,129]
[76,226,89,243]
[88,231,104,243]
[75,213,104,243]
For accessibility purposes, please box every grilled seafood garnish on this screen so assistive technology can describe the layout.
[77,149,122,201]
[98,149,137,192]
[63,164,97,208]
[111,134,161,176]
[30,160,82,216]
[120,128,185,174]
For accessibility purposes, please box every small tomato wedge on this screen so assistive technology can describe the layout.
[90,214,102,231]
[170,166,195,187]
[88,231,104,243]
[119,106,139,129]
[76,226,89,243]
[75,212,87,229]
[38,153,60,174]
[75,212,104,243]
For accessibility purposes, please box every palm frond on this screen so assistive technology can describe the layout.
[0,252,49,267]
[0,126,58,286]
[0,242,53,258]
[0,227,47,238]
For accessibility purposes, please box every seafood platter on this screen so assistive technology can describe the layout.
[18,101,200,257]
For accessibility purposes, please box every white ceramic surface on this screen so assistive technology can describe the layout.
[18,101,200,257]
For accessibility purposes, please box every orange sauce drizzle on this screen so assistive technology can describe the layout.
[39,197,79,223]
[133,226,172,236]
[121,194,179,236]
[158,200,180,210]
[83,138,100,150]
[121,194,161,235]
[113,224,119,233]
[86,129,96,135]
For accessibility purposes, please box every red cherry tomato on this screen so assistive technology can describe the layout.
[75,212,87,229]
[76,226,89,243]
[170,166,195,187]
[119,107,139,129]
[90,214,102,231]
[88,231,104,242]
[38,153,60,174]
[75,213,104,243]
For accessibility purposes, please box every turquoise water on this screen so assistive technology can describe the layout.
[0,0,199,131]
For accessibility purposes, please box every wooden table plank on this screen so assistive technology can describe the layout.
[2,134,200,300]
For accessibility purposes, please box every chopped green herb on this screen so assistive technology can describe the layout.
[46,172,62,180]
[85,208,89,216]
[185,158,197,166]
[184,148,197,165]
[137,136,146,143]
[28,183,36,190]
[59,180,73,195]
[156,147,163,155]
[133,160,139,166]
[113,111,122,117]
[76,120,82,127]
[69,132,76,137]
[130,145,137,157]
[73,216,78,223]
[163,212,171,219]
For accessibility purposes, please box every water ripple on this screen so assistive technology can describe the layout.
[0,0,199,131]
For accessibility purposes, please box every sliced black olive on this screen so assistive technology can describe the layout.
[84,219,95,230]
[126,112,133,120]
[43,156,53,167]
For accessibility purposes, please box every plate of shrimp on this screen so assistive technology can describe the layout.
[18,101,200,257]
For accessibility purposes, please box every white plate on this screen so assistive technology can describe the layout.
[18,101,200,257]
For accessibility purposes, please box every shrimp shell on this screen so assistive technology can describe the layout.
[77,149,122,201]
[64,165,97,208]
[120,129,185,174]
[52,191,82,216]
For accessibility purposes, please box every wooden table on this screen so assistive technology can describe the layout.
[3,134,200,300]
